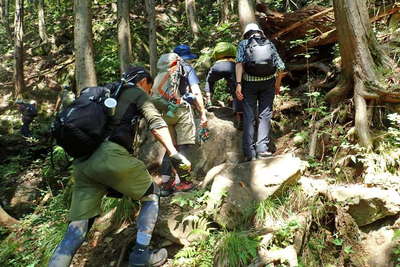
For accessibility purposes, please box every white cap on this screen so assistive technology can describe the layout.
[243,23,262,36]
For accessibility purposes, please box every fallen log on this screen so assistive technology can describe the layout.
[256,3,400,57]
[286,5,400,56]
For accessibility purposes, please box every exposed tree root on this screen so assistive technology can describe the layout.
[326,77,352,104]
[0,205,20,230]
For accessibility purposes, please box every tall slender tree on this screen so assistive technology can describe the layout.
[117,0,132,74]
[0,0,12,40]
[238,0,256,29]
[145,0,157,77]
[327,0,395,148]
[218,0,230,24]
[37,0,48,43]
[74,0,97,93]
[185,0,200,39]
[14,0,24,97]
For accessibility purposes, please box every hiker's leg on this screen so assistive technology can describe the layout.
[130,184,167,266]
[21,117,33,137]
[160,152,174,196]
[242,80,257,160]
[255,79,275,154]
[136,184,159,246]
[48,218,95,267]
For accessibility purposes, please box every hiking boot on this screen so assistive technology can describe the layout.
[129,244,168,267]
[174,181,194,192]
[160,179,175,197]
[257,151,272,159]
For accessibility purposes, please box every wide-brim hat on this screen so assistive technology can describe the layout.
[243,23,263,37]
[157,53,180,71]
[173,44,197,60]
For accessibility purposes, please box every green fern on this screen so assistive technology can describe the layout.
[214,231,259,267]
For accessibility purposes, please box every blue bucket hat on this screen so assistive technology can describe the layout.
[173,44,197,60]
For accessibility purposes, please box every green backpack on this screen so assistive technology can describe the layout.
[212,42,236,61]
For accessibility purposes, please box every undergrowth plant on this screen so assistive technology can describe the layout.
[214,231,259,267]
[0,192,69,266]
[101,196,139,224]
[171,189,210,209]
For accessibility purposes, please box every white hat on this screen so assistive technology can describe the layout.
[157,53,180,72]
[243,23,262,36]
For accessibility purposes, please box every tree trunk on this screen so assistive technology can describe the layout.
[328,0,389,149]
[238,0,256,29]
[185,0,200,39]
[218,0,229,24]
[74,0,97,93]
[0,205,20,229]
[37,0,48,43]
[145,0,157,77]
[14,0,24,98]
[117,0,132,74]
[0,0,12,40]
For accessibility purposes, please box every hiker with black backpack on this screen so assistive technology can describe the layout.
[235,23,286,161]
[204,41,244,129]
[49,67,191,267]
[16,99,38,137]
[151,50,207,196]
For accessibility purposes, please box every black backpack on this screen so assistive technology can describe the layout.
[51,84,123,158]
[244,34,277,77]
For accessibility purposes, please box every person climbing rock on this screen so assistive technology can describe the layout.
[204,41,244,129]
[235,23,286,161]
[48,67,192,267]
[152,49,207,196]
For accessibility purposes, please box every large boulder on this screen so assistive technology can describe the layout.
[299,177,400,226]
[205,154,304,229]
[361,226,396,267]
[138,108,243,178]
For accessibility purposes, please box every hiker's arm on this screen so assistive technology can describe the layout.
[235,62,244,101]
[151,127,178,156]
[191,83,207,127]
[274,72,285,95]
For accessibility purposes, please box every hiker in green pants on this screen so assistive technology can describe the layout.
[48,67,191,267]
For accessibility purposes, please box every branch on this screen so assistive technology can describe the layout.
[286,62,331,75]
[272,7,333,39]
[309,106,341,158]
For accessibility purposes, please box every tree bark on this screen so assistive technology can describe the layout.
[0,205,20,229]
[0,0,12,40]
[117,0,133,74]
[74,0,97,93]
[329,0,390,149]
[185,0,200,39]
[37,0,48,43]
[218,0,229,24]
[238,0,256,29]
[14,0,24,98]
[145,0,157,77]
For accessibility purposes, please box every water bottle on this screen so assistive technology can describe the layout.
[104,98,117,117]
